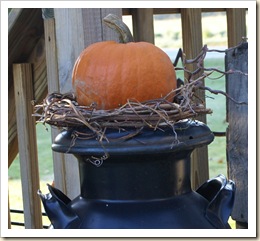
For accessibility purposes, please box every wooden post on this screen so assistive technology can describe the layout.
[132,8,155,44]
[226,42,248,229]
[42,8,122,199]
[181,8,209,189]
[43,11,71,196]
[226,8,247,48]
[13,63,43,229]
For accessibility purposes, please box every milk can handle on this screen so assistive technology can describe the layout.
[196,174,236,228]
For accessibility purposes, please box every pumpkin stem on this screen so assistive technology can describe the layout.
[103,14,134,43]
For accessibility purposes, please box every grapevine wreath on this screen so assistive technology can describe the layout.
[34,14,247,145]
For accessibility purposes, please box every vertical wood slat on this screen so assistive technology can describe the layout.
[13,63,42,229]
[226,8,247,48]
[43,16,69,195]
[180,8,209,189]
[226,43,248,227]
[226,9,247,229]
[132,8,155,44]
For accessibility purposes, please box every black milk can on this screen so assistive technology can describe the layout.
[39,119,235,229]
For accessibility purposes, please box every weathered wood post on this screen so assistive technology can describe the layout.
[43,8,122,199]
[226,8,248,229]
[13,63,43,229]
[132,8,154,44]
[226,8,247,47]
[181,8,209,189]
[226,42,248,229]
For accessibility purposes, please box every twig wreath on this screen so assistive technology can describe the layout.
[34,40,248,144]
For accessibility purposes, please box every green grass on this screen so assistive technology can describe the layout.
[9,124,54,181]
[203,58,228,178]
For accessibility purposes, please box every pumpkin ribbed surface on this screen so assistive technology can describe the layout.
[72,41,177,110]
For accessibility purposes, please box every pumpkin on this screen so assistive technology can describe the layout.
[72,14,177,110]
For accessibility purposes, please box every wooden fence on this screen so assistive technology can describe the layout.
[8,8,248,229]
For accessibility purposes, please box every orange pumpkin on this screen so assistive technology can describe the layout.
[72,14,177,110]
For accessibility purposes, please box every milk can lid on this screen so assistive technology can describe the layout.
[52,119,214,155]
